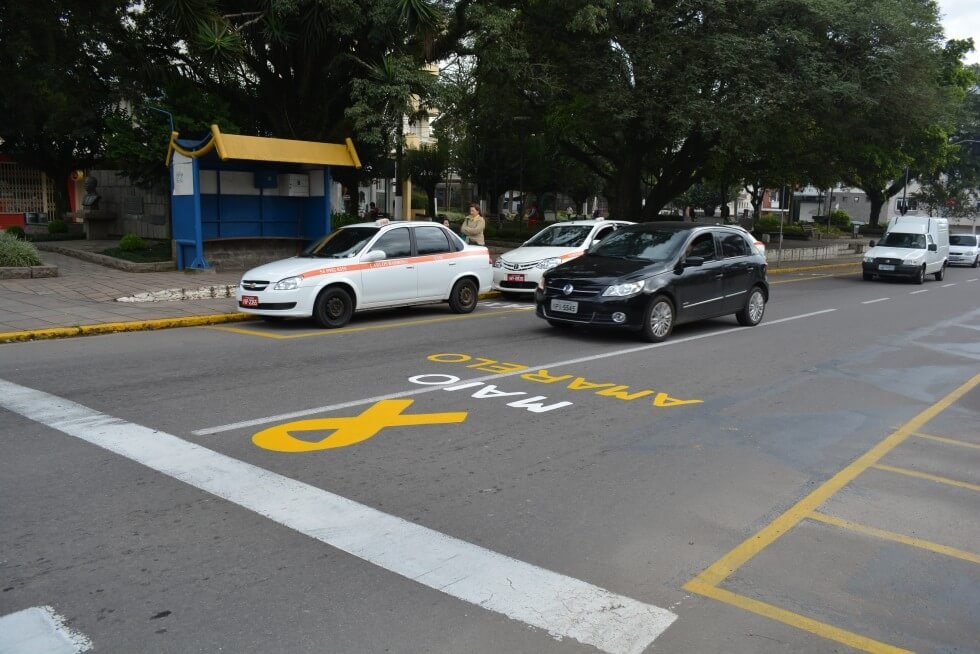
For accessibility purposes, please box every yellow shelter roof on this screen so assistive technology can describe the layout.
[166,124,361,169]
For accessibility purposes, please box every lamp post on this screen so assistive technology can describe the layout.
[514,116,530,223]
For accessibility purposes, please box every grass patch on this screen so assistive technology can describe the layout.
[102,240,172,262]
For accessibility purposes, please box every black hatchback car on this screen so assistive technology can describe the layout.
[534,222,769,342]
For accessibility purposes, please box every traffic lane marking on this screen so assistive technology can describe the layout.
[207,305,532,339]
[808,511,980,565]
[0,606,92,654]
[0,378,677,654]
[683,372,980,653]
[914,431,980,449]
[193,307,838,436]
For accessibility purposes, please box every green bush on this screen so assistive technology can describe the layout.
[47,219,69,234]
[0,230,43,266]
[4,226,25,239]
[118,233,146,251]
[829,209,852,229]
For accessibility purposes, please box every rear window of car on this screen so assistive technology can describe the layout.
[720,232,751,257]
[415,226,454,255]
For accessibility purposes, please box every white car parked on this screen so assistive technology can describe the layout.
[236,219,493,328]
[492,219,634,296]
[948,233,980,267]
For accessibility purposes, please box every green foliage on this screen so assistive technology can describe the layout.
[829,209,852,229]
[101,239,170,262]
[0,1,129,215]
[4,226,25,239]
[0,231,43,267]
[329,212,364,230]
[47,219,69,235]
[118,234,146,252]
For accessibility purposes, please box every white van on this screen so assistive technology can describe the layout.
[862,216,949,283]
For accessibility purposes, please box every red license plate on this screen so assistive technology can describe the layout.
[507,274,525,283]
[240,295,259,307]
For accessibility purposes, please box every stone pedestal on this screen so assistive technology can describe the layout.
[82,210,116,240]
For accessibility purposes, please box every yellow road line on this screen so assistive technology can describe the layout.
[809,511,980,565]
[684,581,912,654]
[208,307,533,340]
[914,432,980,450]
[872,463,980,493]
[684,372,980,652]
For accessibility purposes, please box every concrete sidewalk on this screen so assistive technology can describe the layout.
[0,239,863,343]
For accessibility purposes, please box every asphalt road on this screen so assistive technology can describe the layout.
[1,265,978,654]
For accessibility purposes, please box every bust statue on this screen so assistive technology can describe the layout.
[82,176,101,210]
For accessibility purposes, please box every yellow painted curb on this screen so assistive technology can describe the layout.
[1,292,503,343]
[767,261,861,274]
[0,313,253,344]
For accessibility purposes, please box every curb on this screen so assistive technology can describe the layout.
[0,291,504,343]
[767,260,862,274]
[0,313,253,344]
[35,242,177,272]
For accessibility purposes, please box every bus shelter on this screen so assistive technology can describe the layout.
[166,125,361,269]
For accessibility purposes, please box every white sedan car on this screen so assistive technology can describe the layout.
[492,219,634,296]
[236,219,493,328]
[948,233,980,267]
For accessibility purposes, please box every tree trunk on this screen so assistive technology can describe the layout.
[866,189,885,227]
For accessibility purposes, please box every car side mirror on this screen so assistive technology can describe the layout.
[682,256,705,268]
[362,250,386,262]
[928,243,937,252]
[869,240,876,247]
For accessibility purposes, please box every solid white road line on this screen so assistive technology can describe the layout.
[0,606,92,654]
[195,307,839,435]
[0,379,677,654]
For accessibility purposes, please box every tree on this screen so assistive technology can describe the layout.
[404,142,449,217]
[133,0,473,194]
[0,1,130,215]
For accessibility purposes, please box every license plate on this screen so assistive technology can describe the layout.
[550,299,578,314]
[241,295,259,307]
[507,273,525,283]
[878,264,895,271]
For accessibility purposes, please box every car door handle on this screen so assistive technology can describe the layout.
[714,274,724,279]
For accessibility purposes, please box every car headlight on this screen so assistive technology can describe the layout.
[535,257,562,270]
[602,281,645,297]
[863,254,874,263]
[902,255,922,266]
[493,259,504,269]
[273,275,303,291]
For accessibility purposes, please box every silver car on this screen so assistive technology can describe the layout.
[948,233,980,267]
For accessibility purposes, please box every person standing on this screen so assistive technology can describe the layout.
[461,203,486,245]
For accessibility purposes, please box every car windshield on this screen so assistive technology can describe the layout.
[950,234,977,246]
[524,225,593,247]
[588,228,686,261]
[300,226,379,258]
[879,232,926,249]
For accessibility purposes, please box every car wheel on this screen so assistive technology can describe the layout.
[934,262,945,281]
[449,278,478,313]
[640,295,674,343]
[863,272,874,281]
[736,286,766,326]
[914,265,925,285]
[973,255,979,268]
[313,287,353,328]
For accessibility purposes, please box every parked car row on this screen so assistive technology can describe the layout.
[235,219,772,343]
